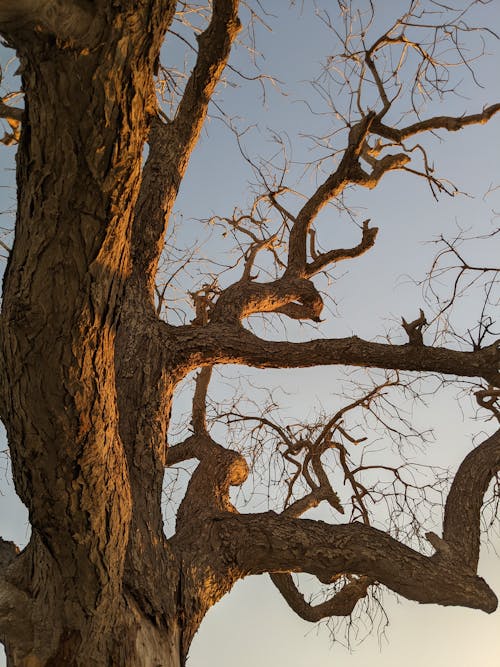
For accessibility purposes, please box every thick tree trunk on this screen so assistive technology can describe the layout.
[1,516,241,665]
[0,5,194,665]
[0,3,246,664]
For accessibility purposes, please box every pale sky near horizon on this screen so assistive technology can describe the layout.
[1,2,500,666]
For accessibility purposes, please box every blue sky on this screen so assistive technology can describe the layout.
[1,2,500,665]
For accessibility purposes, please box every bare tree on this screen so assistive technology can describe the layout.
[0,2,499,666]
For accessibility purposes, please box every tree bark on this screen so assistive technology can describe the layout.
[0,2,183,664]
[0,2,244,664]
[0,2,499,665]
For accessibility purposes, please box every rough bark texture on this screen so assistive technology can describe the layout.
[0,2,498,666]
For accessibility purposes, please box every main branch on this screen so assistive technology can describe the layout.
[177,324,500,386]
[216,508,497,613]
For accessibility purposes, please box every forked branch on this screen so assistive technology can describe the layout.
[212,424,500,619]
[218,507,497,612]
[131,0,241,288]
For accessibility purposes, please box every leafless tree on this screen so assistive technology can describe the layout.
[0,1,499,666]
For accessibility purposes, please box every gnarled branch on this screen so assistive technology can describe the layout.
[217,509,496,614]
[213,427,500,620]
[270,572,371,621]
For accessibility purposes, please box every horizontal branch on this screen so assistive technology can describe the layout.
[371,104,500,143]
[211,428,500,620]
[216,511,497,613]
[177,324,500,385]
[165,438,200,467]
[0,100,23,124]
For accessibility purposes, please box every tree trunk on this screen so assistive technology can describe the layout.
[0,5,195,665]
[1,513,242,666]
[0,3,247,664]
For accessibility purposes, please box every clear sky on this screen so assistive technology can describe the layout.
[1,2,500,666]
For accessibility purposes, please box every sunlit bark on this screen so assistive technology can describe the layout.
[0,1,498,665]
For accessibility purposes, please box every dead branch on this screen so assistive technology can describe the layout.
[402,309,427,346]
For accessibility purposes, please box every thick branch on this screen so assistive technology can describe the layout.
[178,325,500,386]
[443,428,500,570]
[0,100,23,124]
[214,428,500,618]
[0,538,33,651]
[0,538,17,570]
[165,438,200,467]
[211,276,324,323]
[216,512,497,612]
[167,435,249,529]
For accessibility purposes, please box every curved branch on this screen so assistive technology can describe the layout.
[214,428,500,617]
[305,220,378,277]
[443,428,500,569]
[286,113,376,276]
[270,572,371,621]
[211,276,324,323]
[165,437,200,467]
[173,434,249,529]
[208,223,377,324]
